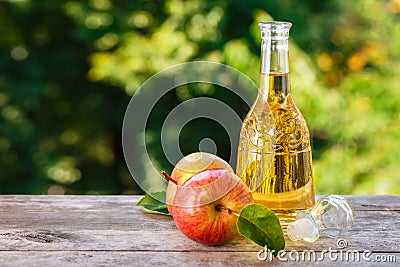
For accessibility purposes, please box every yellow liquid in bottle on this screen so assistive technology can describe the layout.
[237,73,315,226]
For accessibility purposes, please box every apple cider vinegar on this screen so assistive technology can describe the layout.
[236,22,315,226]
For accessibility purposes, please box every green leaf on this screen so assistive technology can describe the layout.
[137,191,166,206]
[137,191,171,216]
[141,207,170,216]
[238,204,285,256]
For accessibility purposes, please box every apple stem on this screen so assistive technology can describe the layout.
[216,205,240,217]
[161,171,177,184]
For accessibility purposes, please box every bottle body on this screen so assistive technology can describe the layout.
[236,22,315,224]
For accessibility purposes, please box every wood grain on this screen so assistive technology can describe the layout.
[0,195,399,266]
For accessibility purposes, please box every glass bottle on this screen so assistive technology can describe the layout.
[236,21,315,225]
[287,195,354,242]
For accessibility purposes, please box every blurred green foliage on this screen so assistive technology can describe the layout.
[0,0,399,194]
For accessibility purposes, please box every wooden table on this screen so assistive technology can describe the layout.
[0,195,398,266]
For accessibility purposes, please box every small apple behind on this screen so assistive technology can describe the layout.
[169,169,253,246]
[165,152,233,213]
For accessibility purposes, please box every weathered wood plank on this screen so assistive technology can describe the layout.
[0,195,136,212]
[0,210,399,252]
[0,251,397,267]
[1,195,399,211]
[0,195,399,266]
[0,196,399,252]
[341,195,400,211]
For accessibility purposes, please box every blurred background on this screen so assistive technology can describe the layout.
[0,0,399,195]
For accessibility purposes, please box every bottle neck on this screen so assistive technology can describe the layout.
[259,38,291,103]
[260,38,290,74]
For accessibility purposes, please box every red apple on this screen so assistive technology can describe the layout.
[165,152,233,213]
[169,169,253,245]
